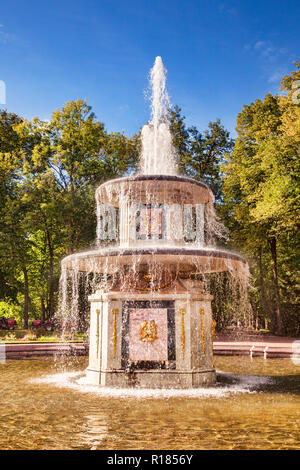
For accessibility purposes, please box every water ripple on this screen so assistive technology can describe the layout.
[30,370,274,399]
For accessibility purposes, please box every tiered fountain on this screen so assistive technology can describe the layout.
[60,57,248,388]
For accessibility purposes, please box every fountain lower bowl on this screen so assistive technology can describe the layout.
[61,246,247,275]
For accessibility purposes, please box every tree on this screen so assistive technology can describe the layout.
[169,106,234,200]
[222,63,300,335]
[0,110,34,327]
[0,100,140,325]
[19,100,139,319]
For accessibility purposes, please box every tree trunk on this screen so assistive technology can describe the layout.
[268,237,283,335]
[22,265,29,329]
[258,246,273,331]
[46,229,55,318]
[41,296,46,321]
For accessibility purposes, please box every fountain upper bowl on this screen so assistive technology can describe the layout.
[96,174,215,206]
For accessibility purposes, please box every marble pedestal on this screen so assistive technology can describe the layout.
[86,288,216,389]
[86,282,216,389]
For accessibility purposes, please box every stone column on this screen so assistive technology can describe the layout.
[86,292,124,385]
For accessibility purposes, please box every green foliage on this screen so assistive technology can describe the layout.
[0,63,299,336]
[221,62,300,335]
[0,100,139,327]
[0,299,22,320]
[168,105,234,200]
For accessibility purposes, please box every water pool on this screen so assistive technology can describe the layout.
[0,356,299,450]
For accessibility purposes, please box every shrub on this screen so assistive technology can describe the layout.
[0,300,22,322]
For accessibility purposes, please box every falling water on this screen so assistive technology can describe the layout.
[140,56,178,175]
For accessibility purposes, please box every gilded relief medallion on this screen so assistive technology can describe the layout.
[139,319,158,343]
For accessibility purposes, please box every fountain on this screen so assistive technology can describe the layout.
[59,57,249,389]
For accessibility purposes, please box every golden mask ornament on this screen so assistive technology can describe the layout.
[139,319,158,343]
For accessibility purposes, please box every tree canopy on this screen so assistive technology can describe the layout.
[221,62,300,334]
[169,105,234,200]
[0,100,139,326]
[0,62,299,336]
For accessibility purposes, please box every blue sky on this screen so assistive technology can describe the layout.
[0,0,299,137]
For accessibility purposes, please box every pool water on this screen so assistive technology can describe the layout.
[0,356,299,450]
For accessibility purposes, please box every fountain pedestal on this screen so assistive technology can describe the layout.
[86,284,216,388]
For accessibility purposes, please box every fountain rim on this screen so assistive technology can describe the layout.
[95,174,215,203]
[62,246,247,266]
